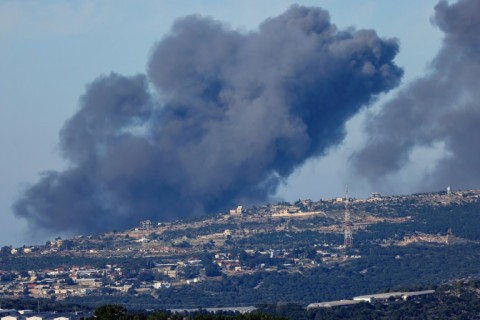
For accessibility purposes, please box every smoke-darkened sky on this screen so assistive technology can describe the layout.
[352,0,480,192]
[1,1,447,246]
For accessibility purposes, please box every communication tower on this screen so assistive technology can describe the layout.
[343,190,353,248]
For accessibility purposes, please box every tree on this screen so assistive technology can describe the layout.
[205,262,222,277]
[181,266,200,279]
[175,241,191,248]
[0,246,11,256]
[305,247,317,260]
[93,304,128,320]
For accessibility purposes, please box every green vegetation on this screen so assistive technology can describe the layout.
[4,190,480,315]
[257,281,480,319]
[89,304,283,319]
[79,280,480,319]
[0,255,158,272]
[65,244,480,309]
[0,297,89,313]
[232,231,342,249]
[357,202,480,243]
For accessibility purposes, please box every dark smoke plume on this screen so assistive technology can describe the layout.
[352,0,480,191]
[14,5,402,234]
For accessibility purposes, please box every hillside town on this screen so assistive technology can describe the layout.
[1,189,479,305]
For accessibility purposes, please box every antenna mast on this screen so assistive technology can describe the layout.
[343,188,353,248]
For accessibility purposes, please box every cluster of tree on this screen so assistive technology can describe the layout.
[412,202,480,240]
[66,243,480,309]
[236,251,284,269]
[80,279,480,319]
[0,254,181,273]
[357,202,480,243]
[0,255,108,272]
[287,216,336,230]
[232,231,342,250]
[89,305,283,320]
[257,280,480,319]
[0,297,89,313]
[0,246,12,256]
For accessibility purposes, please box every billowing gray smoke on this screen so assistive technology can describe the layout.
[14,5,402,234]
[352,0,480,191]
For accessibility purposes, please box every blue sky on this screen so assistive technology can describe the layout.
[0,0,443,246]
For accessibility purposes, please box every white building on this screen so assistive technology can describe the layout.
[353,290,435,303]
[229,206,242,215]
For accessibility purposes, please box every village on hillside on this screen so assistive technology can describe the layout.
[1,189,479,304]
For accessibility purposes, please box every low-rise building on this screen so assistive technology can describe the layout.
[353,290,435,303]
[229,206,243,215]
[307,300,362,309]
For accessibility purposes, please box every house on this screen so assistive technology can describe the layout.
[75,278,101,287]
[371,192,382,199]
[229,206,242,215]
[153,281,171,289]
[186,277,202,284]
[140,220,153,230]
[300,199,312,206]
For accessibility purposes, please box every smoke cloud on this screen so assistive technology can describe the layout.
[352,0,480,191]
[14,5,402,234]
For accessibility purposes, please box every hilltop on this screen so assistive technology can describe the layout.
[2,189,480,309]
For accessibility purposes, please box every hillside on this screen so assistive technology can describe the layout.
[1,189,480,309]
